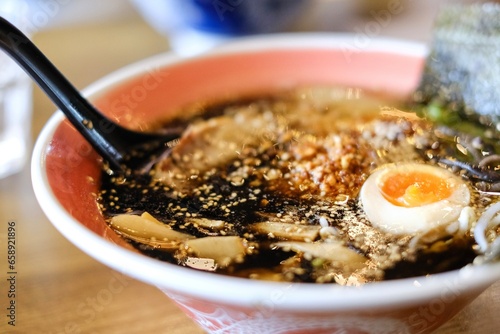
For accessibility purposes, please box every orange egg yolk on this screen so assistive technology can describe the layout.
[380,170,454,207]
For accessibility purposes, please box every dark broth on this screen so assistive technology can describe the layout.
[98,87,497,284]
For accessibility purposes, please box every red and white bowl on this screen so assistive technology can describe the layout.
[31,34,500,334]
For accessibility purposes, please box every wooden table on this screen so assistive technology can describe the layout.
[1,6,500,334]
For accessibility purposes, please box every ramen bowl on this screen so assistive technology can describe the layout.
[31,34,500,334]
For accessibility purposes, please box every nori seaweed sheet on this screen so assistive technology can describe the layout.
[414,3,500,126]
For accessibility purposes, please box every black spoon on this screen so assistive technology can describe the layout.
[0,17,180,174]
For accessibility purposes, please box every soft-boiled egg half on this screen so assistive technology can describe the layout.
[359,163,470,235]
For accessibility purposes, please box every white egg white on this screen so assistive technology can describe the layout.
[359,163,471,236]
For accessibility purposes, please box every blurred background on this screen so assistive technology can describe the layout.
[31,0,494,54]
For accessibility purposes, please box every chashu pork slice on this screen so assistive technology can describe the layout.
[154,109,278,192]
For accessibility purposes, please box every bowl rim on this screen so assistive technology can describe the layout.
[31,33,500,311]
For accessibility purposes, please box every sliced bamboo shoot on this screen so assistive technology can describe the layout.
[183,257,217,272]
[273,241,367,270]
[186,217,226,230]
[251,222,320,242]
[110,212,194,242]
[234,268,286,281]
[182,236,246,267]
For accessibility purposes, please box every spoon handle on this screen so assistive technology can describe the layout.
[0,17,153,171]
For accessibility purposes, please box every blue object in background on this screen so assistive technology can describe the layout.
[131,0,308,55]
[180,0,307,35]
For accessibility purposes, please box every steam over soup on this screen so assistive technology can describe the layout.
[98,87,500,285]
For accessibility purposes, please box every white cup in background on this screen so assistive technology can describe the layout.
[0,0,33,179]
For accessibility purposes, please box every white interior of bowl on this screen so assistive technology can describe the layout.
[31,33,500,311]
